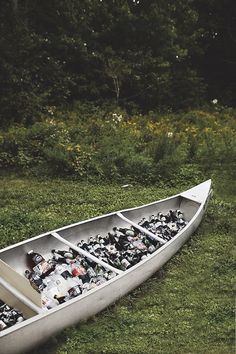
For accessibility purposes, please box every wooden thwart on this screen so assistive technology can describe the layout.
[0,259,42,308]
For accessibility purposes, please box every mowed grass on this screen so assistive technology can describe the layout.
[0,174,234,354]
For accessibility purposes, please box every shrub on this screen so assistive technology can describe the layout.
[0,108,235,183]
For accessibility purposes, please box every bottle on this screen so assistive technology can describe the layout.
[1,312,15,327]
[54,264,72,280]
[118,227,135,237]
[82,257,97,269]
[93,241,101,252]
[86,267,96,278]
[96,234,105,246]
[53,294,66,305]
[0,302,25,330]
[43,273,68,299]
[107,271,117,280]
[68,285,81,298]
[132,239,147,251]
[26,250,44,268]
[51,253,69,265]
[78,241,90,252]
[146,234,158,247]
[168,222,178,232]
[108,232,117,245]
[120,257,131,270]
[94,264,104,277]
[67,277,82,298]
[24,270,45,292]
[138,218,149,228]
[169,210,177,222]
[26,250,54,277]
[132,250,142,264]
[88,278,97,290]
[51,249,74,259]
[0,319,7,331]
[9,309,24,323]
[112,256,122,269]
[95,275,107,286]
[41,294,58,309]
[143,237,156,253]
[176,209,184,219]
[106,244,117,255]
[149,214,155,223]
[70,262,88,281]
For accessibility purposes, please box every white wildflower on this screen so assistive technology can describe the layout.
[112,113,123,123]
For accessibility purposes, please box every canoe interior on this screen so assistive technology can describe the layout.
[0,195,201,281]
[0,194,201,313]
[0,283,37,320]
[58,212,137,244]
[0,234,76,276]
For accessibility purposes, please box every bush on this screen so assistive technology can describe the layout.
[0,108,235,183]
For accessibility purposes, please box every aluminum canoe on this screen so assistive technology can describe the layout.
[0,179,212,354]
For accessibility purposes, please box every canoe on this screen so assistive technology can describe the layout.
[0,180,212,354]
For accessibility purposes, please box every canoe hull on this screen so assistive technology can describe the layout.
[0,180,212,354]
[0,195,208,354]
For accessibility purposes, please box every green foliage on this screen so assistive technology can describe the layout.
[0,109,235,182]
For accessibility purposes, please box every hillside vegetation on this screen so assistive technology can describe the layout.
[0,108,235,184]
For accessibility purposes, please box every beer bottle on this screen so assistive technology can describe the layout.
[54,264,72,280]
[26,250,53,277]
[93,241,101,252]
[0,319,7,331]
[41,293,59,309]
[108,232,117,245]
[169,210,177,222]
[118,227,135,237]
[119,257,131,270]
[149,215,155,223]
[52,253,70,265]
[138,218,149,228]
[51,249,74,259]
[53,294,66,304]
[71,262,88,281]
[176,209,184,219]
[86,266,96,278]
[24,269,45,292]
[79,241,90,252]
[26,250,44,268]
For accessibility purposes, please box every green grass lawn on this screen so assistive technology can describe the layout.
[0,174,234,354]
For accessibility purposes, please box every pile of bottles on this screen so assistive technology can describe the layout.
[138,209,188,241]
[24,249,117,309]
[24,209,187,309]
[77,209,187,270]
[0,299,25,331]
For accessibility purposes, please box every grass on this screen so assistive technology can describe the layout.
[0,173,235,354]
